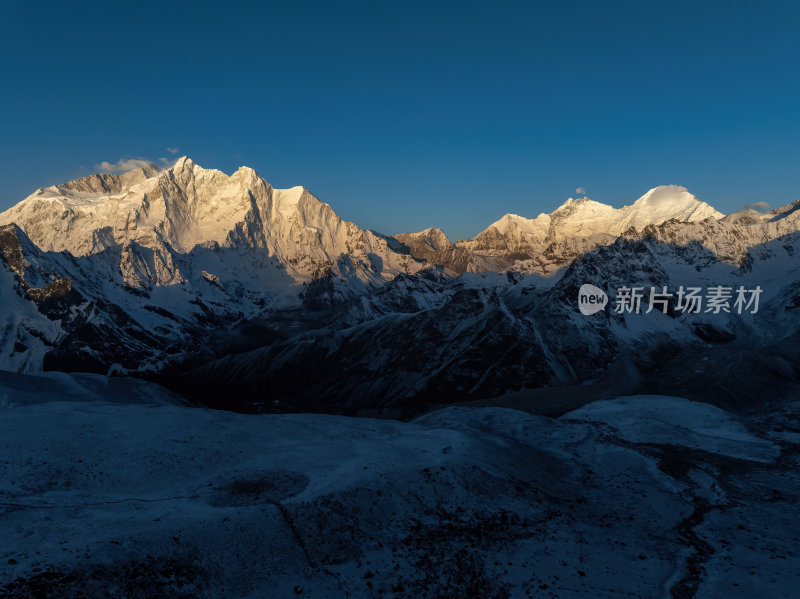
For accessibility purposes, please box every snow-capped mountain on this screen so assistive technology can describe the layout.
[182,227,800,414]
[0,157,423,283]
[628,198,800,264]
[1,159,799,414]
[454,185,725,272]
[395,227,453,254]
[395,227,507,273]
[0,158,433,374]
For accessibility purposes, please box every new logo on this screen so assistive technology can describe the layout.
[578,284,608,315]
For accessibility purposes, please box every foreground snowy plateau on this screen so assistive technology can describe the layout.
[1,374,798,597]
[0,157,798,414]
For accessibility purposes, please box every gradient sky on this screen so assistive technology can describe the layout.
[1,0,799,240]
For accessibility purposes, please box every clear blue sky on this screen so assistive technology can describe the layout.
[1,0,799,240]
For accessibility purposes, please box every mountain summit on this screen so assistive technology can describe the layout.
[622,185,724,230]
[0,158,422,283]
[455,185,724,270]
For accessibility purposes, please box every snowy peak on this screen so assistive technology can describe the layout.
[622,185,723,230]
[552,196,608,213]
[489,212,548,234]
[171,155,196,171]
[392,227,510,274]
[395,227,453,252]
[453,185,727,271]
[0,157,288,256]
[56,164,161,196]
[768,199,800,222]
[0,158,425,283]
[483,186,722,240]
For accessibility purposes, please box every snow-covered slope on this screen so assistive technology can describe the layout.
[1,384,797,598]
[0,221,302,373]
[0,370,189,407]
[628,198,800,264]
[183,222,800,413]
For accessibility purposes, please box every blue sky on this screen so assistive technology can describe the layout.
[1,0,799,240]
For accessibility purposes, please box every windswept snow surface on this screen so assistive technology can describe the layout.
[566,395,780,461]
[0,370,190,407]
[1,384,798,598]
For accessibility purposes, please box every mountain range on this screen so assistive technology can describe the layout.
[3,158,800,597]
[1,158,799,414]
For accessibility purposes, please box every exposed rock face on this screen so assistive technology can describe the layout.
[395,228,509,274]
[56,163,162,195]
[0,225,80,309]
[0,224,25,278]
[395,227,453,255]
[626,200,800,264]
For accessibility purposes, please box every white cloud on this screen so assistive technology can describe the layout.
[166,147,179,155]
[95,158,159,173]
[740,201,771,213]
[575,187,586,195]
